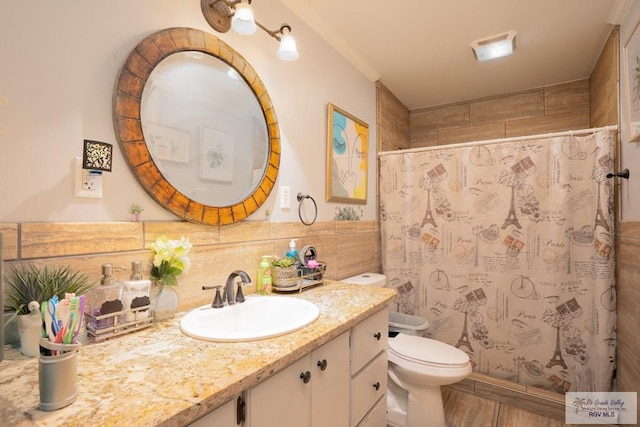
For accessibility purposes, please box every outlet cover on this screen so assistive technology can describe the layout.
[74,157,103,198]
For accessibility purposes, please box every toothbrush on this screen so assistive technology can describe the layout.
[63,297,79,344]
[72,295,86,343]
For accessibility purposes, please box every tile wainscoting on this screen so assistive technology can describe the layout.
[0,220,381,314]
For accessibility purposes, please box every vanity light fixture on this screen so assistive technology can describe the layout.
[201,0,299,61]
[470,31,517,62]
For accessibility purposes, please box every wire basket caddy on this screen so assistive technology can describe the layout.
[272,262,326,293]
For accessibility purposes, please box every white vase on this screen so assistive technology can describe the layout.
[151,283,180,322]
[16,314,42,357]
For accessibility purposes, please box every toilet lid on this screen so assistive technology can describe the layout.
[388,333,469,367]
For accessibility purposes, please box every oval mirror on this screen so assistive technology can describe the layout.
[113,27,280,225]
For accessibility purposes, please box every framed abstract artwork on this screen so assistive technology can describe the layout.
[326,103,369,203]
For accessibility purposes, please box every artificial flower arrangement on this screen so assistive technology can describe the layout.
[149,235,192,286]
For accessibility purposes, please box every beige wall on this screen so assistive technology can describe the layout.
[0,220,381,313]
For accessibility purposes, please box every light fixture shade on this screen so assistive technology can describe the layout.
[277,33,299,61]
[471,31,517,62]
[232,3,257,35]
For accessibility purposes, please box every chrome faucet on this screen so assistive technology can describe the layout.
[224,270,252,305]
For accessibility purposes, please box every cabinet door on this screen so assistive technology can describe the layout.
[248,355,311,427]
[311,332,350,427]
[189,396,241,426]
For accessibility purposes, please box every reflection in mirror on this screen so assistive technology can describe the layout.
[113,27,280,225]
[141,52,268,206]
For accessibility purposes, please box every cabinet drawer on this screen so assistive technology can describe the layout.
[351,352,387,426]
[351,307,388,374]
[357,395,386,427]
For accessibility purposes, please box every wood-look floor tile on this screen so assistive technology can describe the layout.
[497,404,565,427]
[443,388,499,427]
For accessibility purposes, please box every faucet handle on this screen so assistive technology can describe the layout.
[235,282,245,303]
[202,285,224,308]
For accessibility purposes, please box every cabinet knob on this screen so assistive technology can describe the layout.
[373,332,382,341]
[300,371,311,384]
[372,381,381,391]
[317,359,328,371]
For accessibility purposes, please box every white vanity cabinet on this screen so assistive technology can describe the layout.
[350,307,388,426]
[247,331,350,427]
[189,307,390,427]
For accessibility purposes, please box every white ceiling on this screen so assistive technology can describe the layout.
[282,0,627,111]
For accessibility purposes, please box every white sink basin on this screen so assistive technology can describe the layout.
[180,295,320,342]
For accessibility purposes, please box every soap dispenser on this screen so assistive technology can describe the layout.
[286,239,299,260]
[86,263,124,331]
[257,255,273,295]
[121,261,151,322]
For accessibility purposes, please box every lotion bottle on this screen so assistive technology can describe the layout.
[86,263,124,330]
[121,261,151,322]
[257,255,273,295]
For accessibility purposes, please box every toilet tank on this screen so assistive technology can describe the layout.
[341,273,387,287]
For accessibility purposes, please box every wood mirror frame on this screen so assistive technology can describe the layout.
[113,27,280,225]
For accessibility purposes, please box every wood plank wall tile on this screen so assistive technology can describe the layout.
[438,122,505,146]
[377,81,410,152]
[21,222,144,259]
[590,28,619,128]
[270,221,309,239]
[0,223,18,260]
[616,220,640,409]
[5,220,381,313]
[470,89,544,126]
[410,102,470,146]
[406,80,591,148]
[544,80,590,115]
[218,221,270,244]
[505,111,590,138]
[145,221,218,246]
[306,221,336,236]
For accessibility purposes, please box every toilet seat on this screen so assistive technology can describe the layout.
[388,333,469,368]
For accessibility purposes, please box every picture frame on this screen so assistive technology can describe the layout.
[326,103,369,203]
[623,17,640,142]
[144,122,191,164]
[199,126,235,182]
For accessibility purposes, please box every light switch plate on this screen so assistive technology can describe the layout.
[74,157,103,198]
[280,186,290,209]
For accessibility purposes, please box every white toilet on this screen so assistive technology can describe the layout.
[342,273,472,427]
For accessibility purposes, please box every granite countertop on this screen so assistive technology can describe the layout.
[0,282,396,426]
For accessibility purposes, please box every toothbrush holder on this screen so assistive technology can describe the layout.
[38,339,81,411]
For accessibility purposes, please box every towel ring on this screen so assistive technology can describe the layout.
[297,193,318,226]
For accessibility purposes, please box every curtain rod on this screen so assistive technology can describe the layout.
[378,125,618,157]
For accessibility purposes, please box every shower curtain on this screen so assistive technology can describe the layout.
[379,127,616,393]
